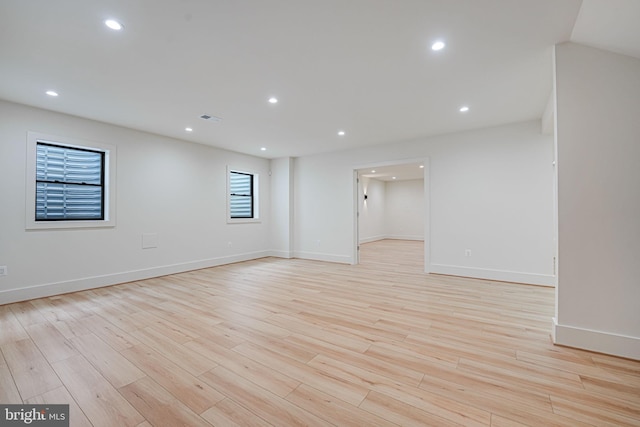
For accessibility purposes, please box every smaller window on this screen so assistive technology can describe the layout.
[227,168,259,223]
[229,171,254,219]
[36,142,105,221]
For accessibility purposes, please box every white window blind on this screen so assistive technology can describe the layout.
[229,171,253,218]
[36,142,104,220]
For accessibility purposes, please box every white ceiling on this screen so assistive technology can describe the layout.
[570,0,640,59]
[0,1,636,160]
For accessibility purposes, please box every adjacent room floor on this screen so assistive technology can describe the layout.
[1,240,638,426]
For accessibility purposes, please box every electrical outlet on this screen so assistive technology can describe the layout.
[465,249,471,257]
[0,266,7,276]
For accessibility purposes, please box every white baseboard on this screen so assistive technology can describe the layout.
[385,234,423,241]
[359,235,386,244]
[292,251,352,264]
[0,251,269,305]
[430,264,556,287]
[359,235,424,244]
[553,318,640,360]
[268,250,293,259]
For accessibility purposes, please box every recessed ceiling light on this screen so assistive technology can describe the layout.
[371,170,376,173]
[185,127,193,132]
[105,19,123,30]
[268,97,278,104]
[392,176,397,180]
[459,106,470,112]
[260,147,267,151]
[45,90,58,97]
[419,165,424,169]
[431,41,445,51]
[338,130,345,136]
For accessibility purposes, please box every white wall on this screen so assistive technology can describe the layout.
[292,153,355,263]
[0,102,557,316]
[294,120,555,285]
[359,176,386,243]
[554,43,640,359]
[269,157,294,258]
[359,178,425,243]
[385,179,424,240]
[0,100,271,303]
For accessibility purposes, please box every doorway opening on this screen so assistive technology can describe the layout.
[353,159,430,273]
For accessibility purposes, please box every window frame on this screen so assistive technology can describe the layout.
[35,141,106,221]
[26,132,117,230]
[227,166,260,224]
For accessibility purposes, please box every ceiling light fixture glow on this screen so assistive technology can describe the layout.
[371,170,376,173]
[392,176,397,180]
[338,130,345,136]
[45,90,58,97]
[260,147,267,151]
[105,19,123,30]
[459,106,470,112]
[185,127,193,132]
[419,165,424,169]
[431,41,445,51]
[268,97,278,104]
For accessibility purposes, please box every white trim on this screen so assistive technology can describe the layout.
[359,235,387,244]
[25,131,117,230]
[553,318,640,360]
[353,170,360,265]
[293,251,352,264]
[0,251,269,305]
[268,250,293,259]
[423,157,431,274]
[227,217,262,224]
[359,235,423,244]
[385,234,423,241]
[430,263,556,287]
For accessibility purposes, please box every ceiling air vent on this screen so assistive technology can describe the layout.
[200,114,221,123]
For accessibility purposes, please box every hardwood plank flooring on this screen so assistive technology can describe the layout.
[1,239,639,426]
[26,387,93,427]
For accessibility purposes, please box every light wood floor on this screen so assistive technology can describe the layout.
[1,239,639,426]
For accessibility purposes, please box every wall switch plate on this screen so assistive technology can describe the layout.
[0,266,7,276]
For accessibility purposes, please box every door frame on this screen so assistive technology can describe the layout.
[352,157,431,273]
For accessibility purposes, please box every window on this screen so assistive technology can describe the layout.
[228,168,259,222]
[36,142,104,220]
[26,132,116,230]
[229,171,253,218]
